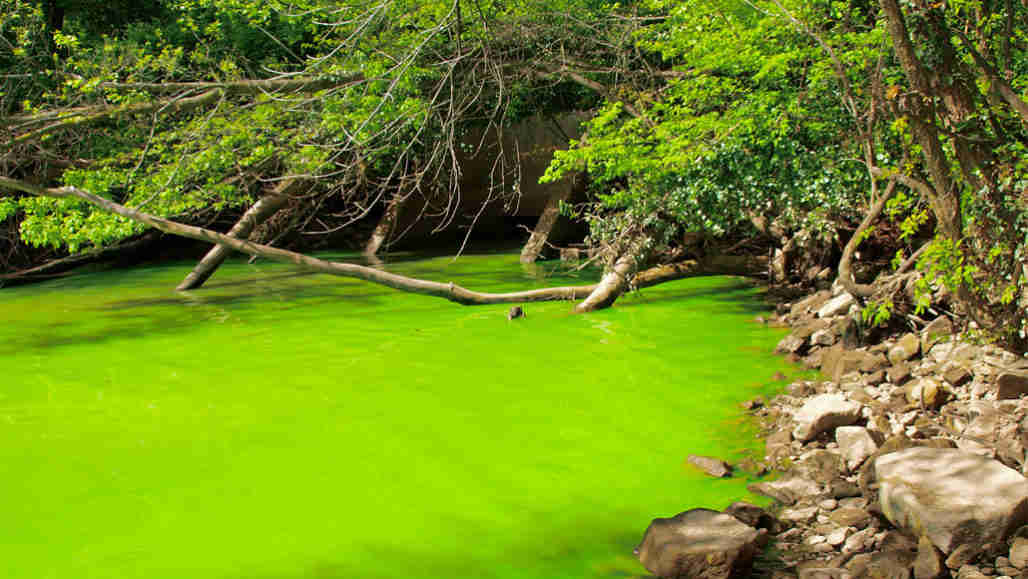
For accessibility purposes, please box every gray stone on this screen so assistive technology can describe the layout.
[946,543,978,569]
[799,568,852,579]
[889,333,922,365]
[998,373,1028,400]
[830,507,873,530]
[944,366,973,387]
[922,317,954,353]
[836,426,880,472]
[780,505,819,525]
[793,394,865,442]
[827,526,852,546]
[876,447,1028,555]
[634,508,763,579]
[906,378,947,410]
[865,550,916,579]
[812,328,838,347]
[861,352,891,374]
[915,535,947,579]
[777,333,807,355]
[687,455,733,478]
[843,527,877,554]
[818,293,856,318]
[956,565,988,579]
[724,501,775,531]
[793,290,833,318]
[888,363,913,385]
[1010,536,1028,569]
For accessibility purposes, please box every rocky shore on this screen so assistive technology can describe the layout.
[634,283,1028,579]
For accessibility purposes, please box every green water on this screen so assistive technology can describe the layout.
[0,252,791,579]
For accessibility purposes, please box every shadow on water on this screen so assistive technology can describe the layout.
[618,278,770,313]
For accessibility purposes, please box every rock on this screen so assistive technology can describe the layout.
[793,394,865,442]
[778,333,808,355]
[998,373,1028,400]
[836,426,880,472]
[687,455,733,478]
[861,352,891,374]
[864,549,916,579]
[944,366,973,387]
[889,333,922,365]
[876,447,1028,555]
[827,527,852,546]
[724,502,776,531]
[743,397,765,410]
[915,535,947,579]
[922,316,955,353]
[956,566,988,579]
[507,305,525,320]
[888,363,913,385]
[906,378,947,410]
[843,527,877,554]
[793,449,846,482]
[880,530,920,552]
[845,553,873,574]
[830,507,873,530]
[1010,537,1028,569]
[799,568,852,579]
[818,293,856,318]
[790,381,816,397]
[780,505,819,525]
[812,328,838,347]
[945,544,977,569]
[865,369,887,385]
[830,480,862,499]
[929,342,979,365]
[766,429,794,463]
[634,508,764,579]
[793,290,833,318]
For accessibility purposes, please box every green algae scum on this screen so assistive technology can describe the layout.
[0,253,792,578]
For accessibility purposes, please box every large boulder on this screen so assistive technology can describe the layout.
[634,508,764,579]
[793,394,864,442]
[875,447,1028,555]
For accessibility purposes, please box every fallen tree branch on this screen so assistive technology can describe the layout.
[0,176,768,308]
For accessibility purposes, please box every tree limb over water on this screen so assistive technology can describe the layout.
[0,176,765,311]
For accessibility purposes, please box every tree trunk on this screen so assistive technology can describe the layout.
[175,182,296,291]
[363,191,404,256]
[519,186,573,264]
[574,237,651,313]
[837,180,899,299]
[879,0,963,241]
[0,177,768,311]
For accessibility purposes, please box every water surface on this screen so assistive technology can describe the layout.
[0,253,790,578]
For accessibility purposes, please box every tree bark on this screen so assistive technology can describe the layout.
[574,236,651,313]
[879,0,963,241]
[363,191,404,256]
[176,181,298,291]
[837,179,899,299]
[0,177,771,310]
[519,186,573,264]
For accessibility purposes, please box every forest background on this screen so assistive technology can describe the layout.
[1,0,1027,347]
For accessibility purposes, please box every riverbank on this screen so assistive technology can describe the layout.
[634,281,1028,579]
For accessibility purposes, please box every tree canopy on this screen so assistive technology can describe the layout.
[2,0,1027,346]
